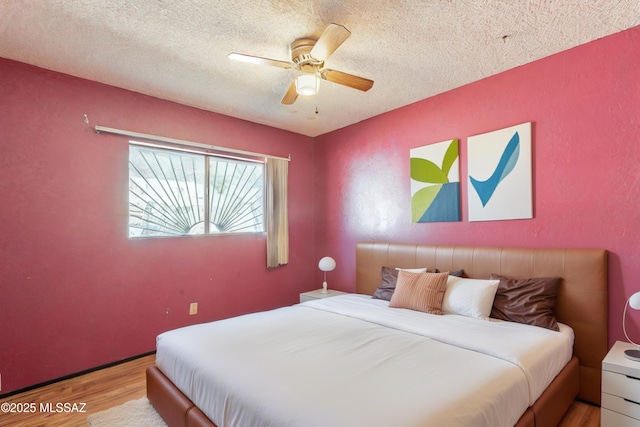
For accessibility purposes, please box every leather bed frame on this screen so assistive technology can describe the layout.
[147,243,608,427]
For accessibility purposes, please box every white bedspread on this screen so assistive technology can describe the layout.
[156,294,573,427]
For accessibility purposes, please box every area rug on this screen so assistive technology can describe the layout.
[88,397,167,427]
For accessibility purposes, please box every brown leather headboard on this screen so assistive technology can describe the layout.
[356,242,608,405]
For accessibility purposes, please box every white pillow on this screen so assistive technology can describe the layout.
[395,267,427,273]
[442,276,500,320]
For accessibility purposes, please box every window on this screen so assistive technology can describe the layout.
[128,143,264,238]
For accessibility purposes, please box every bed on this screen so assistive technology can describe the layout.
[147,243,608,427]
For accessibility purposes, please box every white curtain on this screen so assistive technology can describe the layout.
[266,158,289,268]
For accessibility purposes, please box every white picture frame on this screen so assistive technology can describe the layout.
[467,122,532,221]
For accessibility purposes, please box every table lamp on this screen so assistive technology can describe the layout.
[318,256,336,294]
[623,291,640,361]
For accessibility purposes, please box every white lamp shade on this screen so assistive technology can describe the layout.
[629,292,640,310]
[318,256,336,272]
[295,74,319,96]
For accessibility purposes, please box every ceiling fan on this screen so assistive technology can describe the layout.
[228,23,374,105]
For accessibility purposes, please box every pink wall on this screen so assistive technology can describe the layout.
[314,26,640,347]
[0,59,315,393]
[2,25,639,395]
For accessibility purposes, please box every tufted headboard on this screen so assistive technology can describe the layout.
[355,242,608,405]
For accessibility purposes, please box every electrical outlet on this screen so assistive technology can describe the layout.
[189,302,198,315]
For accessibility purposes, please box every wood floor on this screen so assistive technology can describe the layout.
[0,354,154,427]
[0,353,601,427]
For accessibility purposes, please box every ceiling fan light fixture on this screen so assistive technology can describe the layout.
[295,74,319,96]
[230,24,372,105]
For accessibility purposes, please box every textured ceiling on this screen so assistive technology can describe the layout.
[1,1,639,137]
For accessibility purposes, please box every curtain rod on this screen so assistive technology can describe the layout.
[94,125,291,162]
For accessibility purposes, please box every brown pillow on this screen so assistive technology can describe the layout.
[449,269,465,277]
[489,274,562,331]
[371,267,399,301]
[372,267,438,301]
[389,271,449,314]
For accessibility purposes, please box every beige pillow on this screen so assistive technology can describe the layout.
[389,271,449,315]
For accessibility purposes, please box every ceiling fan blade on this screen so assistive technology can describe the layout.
[310,23,351,61]
[228,53,292,69]
[281,80,299,104]
[321,69,374,92]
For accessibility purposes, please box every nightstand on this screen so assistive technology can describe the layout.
[602,341,640,426]
[300,289,347,303]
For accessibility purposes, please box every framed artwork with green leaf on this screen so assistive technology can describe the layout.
[410,138,460,222]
